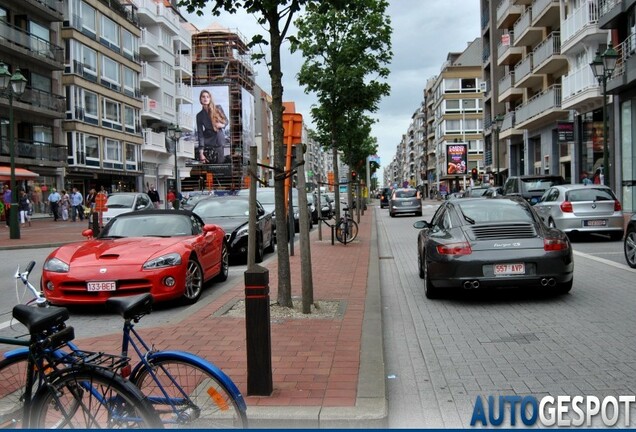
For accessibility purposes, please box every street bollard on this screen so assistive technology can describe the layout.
[91,212,100,237]
[244,265,273,396]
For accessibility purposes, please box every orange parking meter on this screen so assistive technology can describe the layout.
[94,193,108,228]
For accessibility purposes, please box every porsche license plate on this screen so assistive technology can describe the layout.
[494,263,525,275]
[87,281,116,292]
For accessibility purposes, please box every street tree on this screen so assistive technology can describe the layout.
[290,0,392,219]
[177,0,312,307]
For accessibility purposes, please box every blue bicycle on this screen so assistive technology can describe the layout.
[0,262,248,428]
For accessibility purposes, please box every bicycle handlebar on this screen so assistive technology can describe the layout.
[15,261,48,307]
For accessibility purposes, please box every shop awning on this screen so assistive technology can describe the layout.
[0,167,40,181]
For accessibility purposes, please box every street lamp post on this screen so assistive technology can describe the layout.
[590,44,618,189]
[168,124,182,194]
[0,63,27,240]
[493,114,504,186]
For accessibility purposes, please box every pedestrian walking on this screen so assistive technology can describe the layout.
[60,190,70,221]
[47,188,61,221]
[148,185,160,209]
[18,190,31,227]
[167,189,176,210]
[581,171,593,185]
[2,184,11,227]
[85,188,97,228]
[70,187,84,222]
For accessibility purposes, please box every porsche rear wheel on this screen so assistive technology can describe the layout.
[423,260,440,300]
[183,258,203,304]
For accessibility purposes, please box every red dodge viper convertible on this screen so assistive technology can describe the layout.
[41,210,228,306]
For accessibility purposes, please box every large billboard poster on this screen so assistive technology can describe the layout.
[241,87,255,163]
[446,143,467,176]
[182,85,231,166]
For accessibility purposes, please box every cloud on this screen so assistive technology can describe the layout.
[180,0,481,185]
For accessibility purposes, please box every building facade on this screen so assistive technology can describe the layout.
[0,0,66,215]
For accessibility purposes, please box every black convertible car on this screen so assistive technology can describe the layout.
[193,196,274,263]
[413,196,574,299]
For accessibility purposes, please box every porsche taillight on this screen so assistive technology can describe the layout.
[560,201,573,213]
[544,237,569,251]
[436,242,472,255]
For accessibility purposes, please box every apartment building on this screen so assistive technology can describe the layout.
[61,0,145,196]
[129,0,194,200]
[0,0,66,215]
[430,38,484,194]
[598,0,636,214]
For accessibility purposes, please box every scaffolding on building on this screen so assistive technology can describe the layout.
[184,23,255,192]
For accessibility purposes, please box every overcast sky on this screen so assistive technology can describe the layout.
[180,0,481,185]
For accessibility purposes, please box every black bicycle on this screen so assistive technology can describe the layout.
[335,205,359,244]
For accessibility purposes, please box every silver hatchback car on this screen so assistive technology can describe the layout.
[389,188,422,217]
[533,184,623,240]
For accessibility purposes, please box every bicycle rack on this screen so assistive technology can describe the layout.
[320,218,335,245]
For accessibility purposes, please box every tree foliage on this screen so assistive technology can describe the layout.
[290,0,392,213]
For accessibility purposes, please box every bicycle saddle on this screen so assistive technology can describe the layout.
[106,293,153,320]
[13,304,69,334]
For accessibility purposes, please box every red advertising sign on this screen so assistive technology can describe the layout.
[446,143,468,176]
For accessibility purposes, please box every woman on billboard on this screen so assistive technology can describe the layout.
[196,89,228,163]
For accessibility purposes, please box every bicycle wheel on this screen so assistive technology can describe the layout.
[30,367,162,429]
[133,356,247,428]
[0,355,30,427]
[336,218,358,244]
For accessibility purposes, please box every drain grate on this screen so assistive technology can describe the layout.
[379,256,394,260]
[486,333,540,345]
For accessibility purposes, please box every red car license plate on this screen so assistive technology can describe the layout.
[87,281,116,291]
[583,219,607,227]
[494,263,525,275]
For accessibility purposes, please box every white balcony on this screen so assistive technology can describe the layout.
[178,111,194,132]
[142,129,166,154]
[175,83,193,104]
[175,54,192,78]
[496,0,524,29]
[155,2,181,35]
[139,28,159,57]
[562,1,606,55]
[141,96,162,121]
[513,7,542,47]
[532,31,567,75]
[531,0,559,28]
[140,62,161,88]
[561,66,601,110]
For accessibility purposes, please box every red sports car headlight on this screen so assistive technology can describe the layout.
[436,242,472,255]
[143,253,182,269]
[43,257,70,273]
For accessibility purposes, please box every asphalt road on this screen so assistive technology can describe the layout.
[377,202,636,428]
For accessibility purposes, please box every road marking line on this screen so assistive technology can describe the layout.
[574,250,636,273]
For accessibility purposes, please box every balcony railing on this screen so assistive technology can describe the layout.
[562,65,598,100]
[21,88,66,114]
[501,111,515,132]
[175,83,192,101]
[0,139,66,162]
[0,21,64,64]
[513,7,532,44]
[140,62,161,86]
[140,28,159,52]
[515,85,561,124]
[599,0,622,16]
[499,71,515,93]
[562,0,599,46]
[514,53,533,82]
[142,129,167,153]
[611,32,636,80]
[532,0,556,21]
[175,54,192,75]
[496,0,513,24]
[532,31,560,68]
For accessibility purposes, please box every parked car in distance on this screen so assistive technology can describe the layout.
[307,192,319,224]
[193,195,274,263]
[380,187,392,208]
[533,184,623,240]
[181,191,214,211]
[463,186,490,198]
[413,196,573,299]
[389,188,422,217]
[41,210,228,306]
[624,213,636,268]
[503,175,566,205]
[102,192,154,224]
[483,186,503,197]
